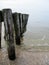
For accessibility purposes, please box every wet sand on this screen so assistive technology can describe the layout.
[0,46,49,65]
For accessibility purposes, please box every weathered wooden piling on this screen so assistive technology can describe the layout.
[0,11,3,48]
[0,8,29,61]
[0,23,2,48]
[13,13,21,45]
[13,13,29,45]
[19,13,23,38]
[2,9,16,60]
[22,14,29,34]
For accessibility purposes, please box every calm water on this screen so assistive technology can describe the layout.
[0,22,49,65]
[1,22,49,47]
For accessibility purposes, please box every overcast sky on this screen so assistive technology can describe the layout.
[0,0,49,27]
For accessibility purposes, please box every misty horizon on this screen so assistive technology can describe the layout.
[0,0,49,28]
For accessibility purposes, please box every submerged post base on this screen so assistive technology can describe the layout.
[16,36,21,45]
[8,46,16,60]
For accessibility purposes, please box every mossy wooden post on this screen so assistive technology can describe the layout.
[2,9,16,60]
[0,11,3,48]
[13,13,21,45]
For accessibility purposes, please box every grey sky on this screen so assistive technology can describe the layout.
[0,0,49,27]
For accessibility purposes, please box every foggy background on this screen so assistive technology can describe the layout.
[0,0,49,28]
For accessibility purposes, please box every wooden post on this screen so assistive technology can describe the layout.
[0,11,3,48]
[13,13,21,45]
[2,9,16,60]
[18,13,24,40]
[22,14,29,34]
[0,23,2,48]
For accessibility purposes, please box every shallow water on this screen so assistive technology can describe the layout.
[0,45,49,65]
[0,22,49,65]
